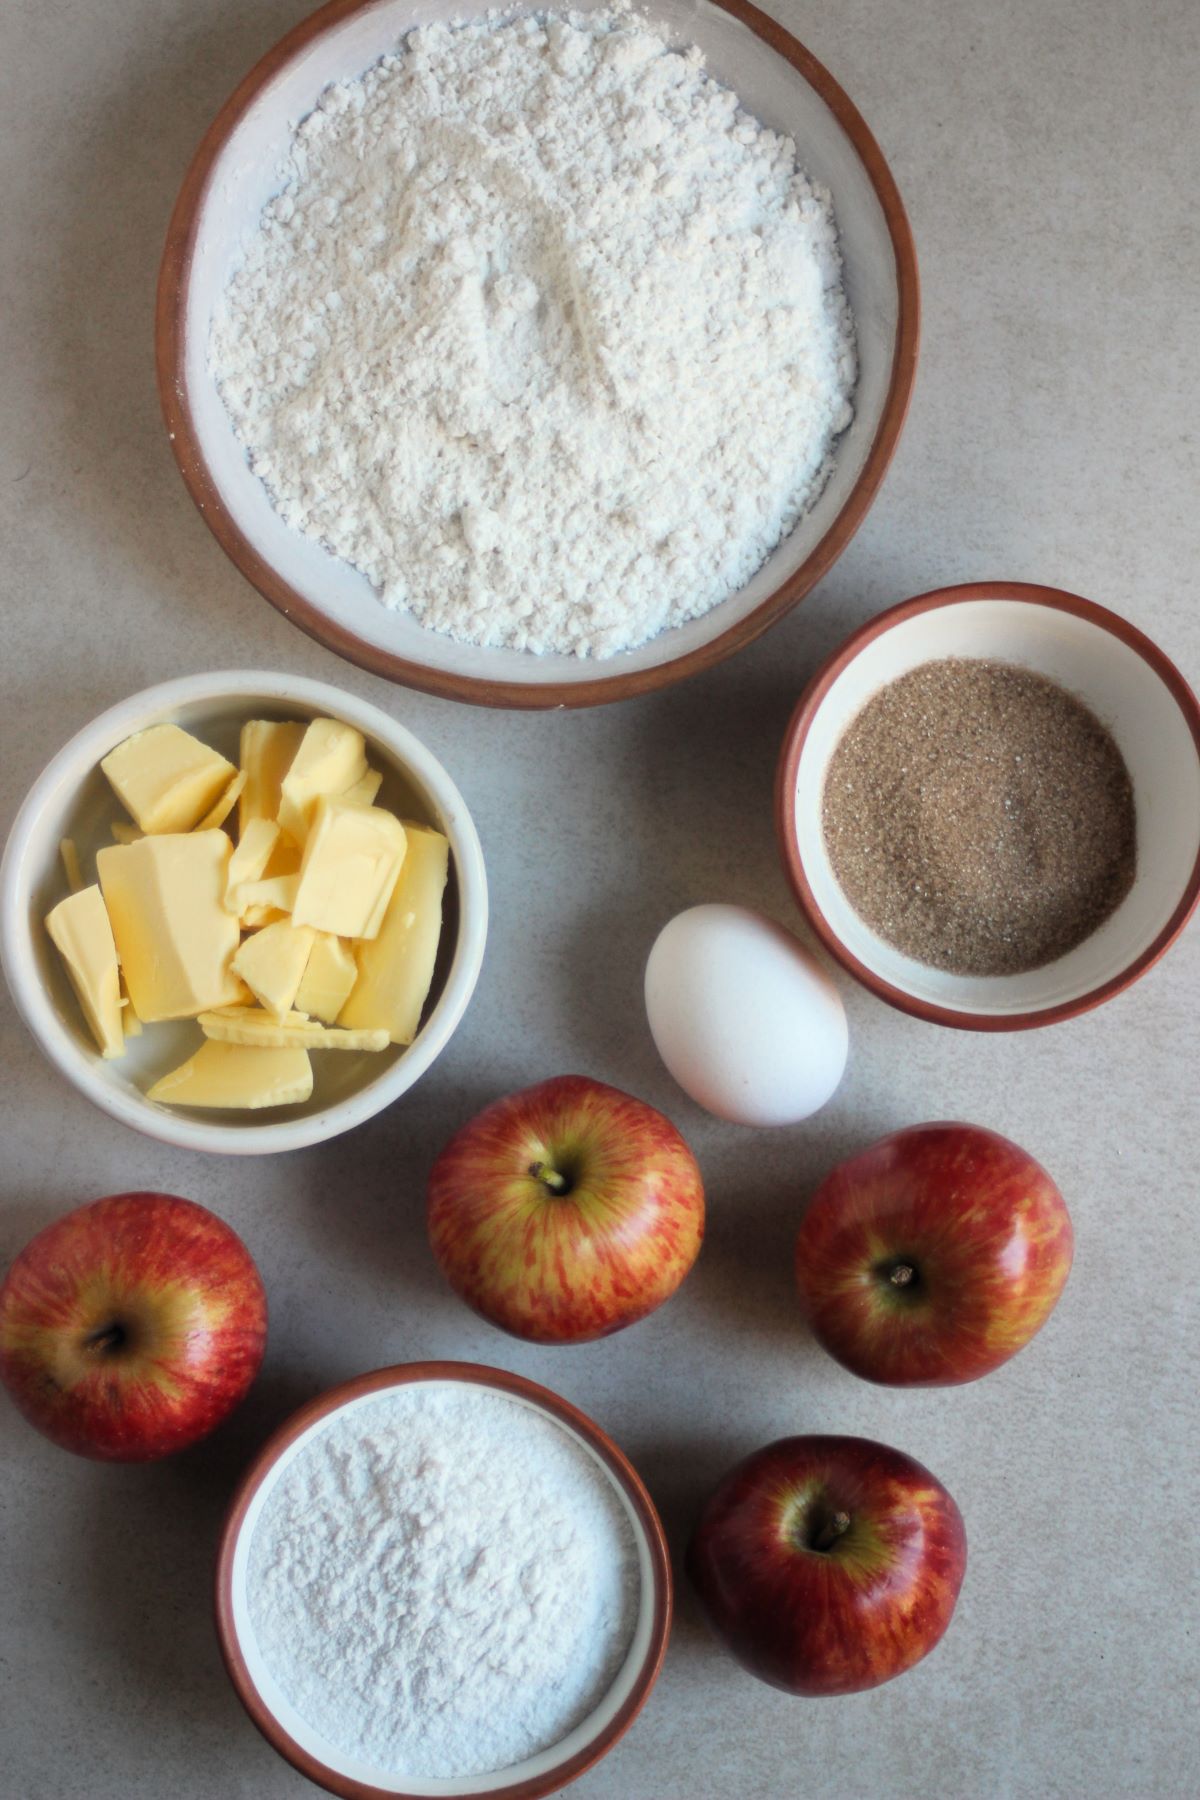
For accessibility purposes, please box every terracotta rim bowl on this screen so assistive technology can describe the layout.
[775,582,1200,1031]
[157,0,918,709]
[0,671,487,1153]
[215,1361,673,1799]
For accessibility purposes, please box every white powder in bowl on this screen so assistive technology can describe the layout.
[211,4,856,659]
[245,1383,640,1779]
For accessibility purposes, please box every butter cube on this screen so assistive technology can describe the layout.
[238,720,305,835]
[96,832,244,1022]
[199,1008,388,1052]
[122,986,143,1037]
[229,842,301,929]
[45,885,124,1058]
[231,873,299,920]
[342,768,383,808]
[60,838,84,893]
[111,820,143,845]
[293,933,358,1023]
[262,842,302,879]
[240,903,290,929]
[340,823,449,1045]
[147,1039,313,1109]
[277,719,368,845]
[232,920,316,1021]
[102,725,236,835]
[194,769,246,831]
[224,817,281,908]
[290,798,407,940]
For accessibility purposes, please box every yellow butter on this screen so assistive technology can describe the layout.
[194,769,247,832]
[60,838,84,893]
[111,820,143,845]
[232,920,316,1021]
[229,842,301,929]
[342,768,384,808]
[147,1038,313,1109]
[240,903,289,929]
[291,797,407,940]
[45,885,124,1058]
[199,1008,388,1052]
[262,841,302,879]
[232,873,300,920]
[101,724,236,835]
[277,719,368,845]
[121,988,143,1037]
[224,817,281,910]
[293,933,358,1023]
[340,822,450,1046]
[96,832,244,1022]
[238,720,305,834]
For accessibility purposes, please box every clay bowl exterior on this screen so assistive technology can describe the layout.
[776,582,1200,1031]
[157,0,918,709]
[215,1361,673,1800]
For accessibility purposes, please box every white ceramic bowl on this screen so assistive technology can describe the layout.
[157,0,917,708]
[215,1362,672,1800]
[776,583,1200,1029]
[0,671,487,1152]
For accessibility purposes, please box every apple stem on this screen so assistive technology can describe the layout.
[889,1264,915,1287]
[528,1162,569,1196]
[811,1511,852,1553]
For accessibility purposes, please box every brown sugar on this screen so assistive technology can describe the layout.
[821,658,1137,976]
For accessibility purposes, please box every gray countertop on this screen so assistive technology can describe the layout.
[2,0,1197,1795]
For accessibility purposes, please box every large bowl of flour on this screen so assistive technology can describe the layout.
[159,0,917,707]
[216,1361,672,1798]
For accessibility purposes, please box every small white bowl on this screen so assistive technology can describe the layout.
[776,583,1200,1029]
[157,0,917,708]
[0,671,487,1152]
[215,1362,672,1800]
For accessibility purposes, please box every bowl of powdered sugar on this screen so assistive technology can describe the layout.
[159,0,916,707]
[216,1361,670,1798]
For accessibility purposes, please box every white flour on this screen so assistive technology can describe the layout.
[212,6,856,657]
[246,1384,639,1778]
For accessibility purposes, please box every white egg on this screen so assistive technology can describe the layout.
[644,904,848,1127]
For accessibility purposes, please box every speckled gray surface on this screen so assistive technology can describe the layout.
[2,1,1197,1796]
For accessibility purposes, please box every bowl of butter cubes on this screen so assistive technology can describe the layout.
[0,671,488,1153]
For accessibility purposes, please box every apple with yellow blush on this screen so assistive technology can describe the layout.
[0,1191,266,1460]
[427,1075,704,1343]
[795,1123,1072,1386]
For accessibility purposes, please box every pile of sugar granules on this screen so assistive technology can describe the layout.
[822,659,1137,975]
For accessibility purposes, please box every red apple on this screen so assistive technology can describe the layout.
[795,1123,1073,1387]
[0,1191,267,1460]
[688,1435,966,1696]
[427,1074,704,1343]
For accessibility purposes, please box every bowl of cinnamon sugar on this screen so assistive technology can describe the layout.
[776,581,1200,1030]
